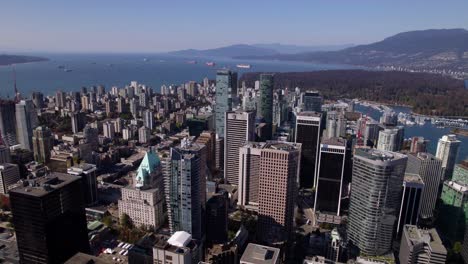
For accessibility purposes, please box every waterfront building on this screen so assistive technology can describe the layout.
[453,161,468,184]
[436,134,461,180]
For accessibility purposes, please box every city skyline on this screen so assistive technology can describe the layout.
[1,0,468,53]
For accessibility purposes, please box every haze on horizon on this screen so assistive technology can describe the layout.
[1,0,468,53]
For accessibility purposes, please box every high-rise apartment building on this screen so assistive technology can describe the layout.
[16,99,38,150]
[376,126,404,152]
[399,225,446,264]
[396,173,424,236]
[257,141,301,243]
[143,109,155,130]
[406,152,443,220]
[138,126,151,144]
[0,163,20,194]
[295,111,322,188]
[348,149,407,256]
[436,134,461,180]
[55,90,66,108]
[224,111,255,185]
[0,100,17,146]
[70,111,86,134]
[32,126,53,163]
[314,138,348,224]
[215,70,237,138]
[103,121,115,139]
[167,138,206,240]
[195,130,216,175]
[10,173,90,264]
[409,137,428,153]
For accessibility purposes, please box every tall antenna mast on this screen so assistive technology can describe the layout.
[12,66,19,103]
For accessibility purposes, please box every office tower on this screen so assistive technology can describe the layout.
[242,89,257,112]
[406,152,443,220]
[240,243,280,264]
[31,91,44,109]
[112,118,123,134]
[258,142,301,243]
[314,138,348,224]
[238,142,265,211]
[397,174,424,236]
[55,90,66,108]
[363,119,382,147]
[129,98,139,118]
[224,111,255,185]
[15,99,38,150]
[348,149,407,256]
[143,109,155,130]
[436,134,461,180]
[325,112,346,139]
[67,163,98,206]
[32,126,53,163]
[0,163,20,194]
[437,180,468,242]
[453,161,468,184]
[83,124,99,146]
[187,117,209,138]
[103,121,115,139]
[215,70,238,138]
[70,112,86,134]
[105,99,115,116]
[376,126,404,152]
[0,145,11,163]
[10,173,90,263]
[206,192,228,244]
[380,110,398,126]
[177,86,186,102]
[153,231,201,264]
[409,137,428,153]
[119,150,165,230]
[138,126,151,144]
[167,138,206,240]
[257,74,274,139]
[399,225,446,264]
[215,136,224,171]
[0,100,17,147]
[295,111,322,188]
[302,91,323,112]
[81,95,89,111]
[196,131,216,174]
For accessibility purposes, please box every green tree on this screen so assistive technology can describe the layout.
[120,213,132,229]
[102,215,113,227]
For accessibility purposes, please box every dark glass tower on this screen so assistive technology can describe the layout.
[215,70,238,138]
[257,74,274,139]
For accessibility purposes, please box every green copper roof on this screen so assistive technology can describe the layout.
[135,150,160,188]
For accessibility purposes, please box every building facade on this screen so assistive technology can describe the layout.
[399,225,446,264]
[436,134,461,180]
[32,126,53,163]
[215,70,237,138]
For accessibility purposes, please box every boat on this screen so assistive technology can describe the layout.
[205,62,215,66]
[57,65,65,69]
[236,64,251,69]
[186,60,197,64]
[143,58,149,62]
[64,69,72,72]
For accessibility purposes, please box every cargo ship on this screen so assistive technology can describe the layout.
[205,62,215,66]
[236,64,251,69]
[186,60,197,64]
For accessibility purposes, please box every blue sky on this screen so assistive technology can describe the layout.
[1,0,467,53]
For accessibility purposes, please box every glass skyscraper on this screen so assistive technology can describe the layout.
[215,70,237,138]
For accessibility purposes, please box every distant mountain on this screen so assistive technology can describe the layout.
[252,43,354,54]
[0,54,48,66]
[237,29,468,75]
[168,44,278,57]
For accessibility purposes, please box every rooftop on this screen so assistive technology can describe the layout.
[355,148,406,162]
[241,243,280,264]
[445,181,468,193]
[9,173,81,197]
[65,252,113,264]
[264,141,301,152]
[404,225,446,254]
[296,111,322,118]
[321,137,346,147]
[404,173,424,185]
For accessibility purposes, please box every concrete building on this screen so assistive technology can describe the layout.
[399,225,446,264]
[453,161,468,184]
[238,142,265,211]
[258,142,301,243]
[406,152,443,220]
[437,180,468,242]
[397,173,424,237]
[144,109,155,130]
[16,99,38,150]
[0,163,20,194]
[325,111,346,139]
[103,121,115,139]
[215,136,224,171]
[55,90,66,108]
[436,134,461,180]
[295,111,322,188]
[409,137,428,154]
[224,111,256,185]
[71,111,86,134]
[32,126,53,163]
[67,163,98,206]
[314,138,348,224]
[348,149,407,256]
[153,231,201,264]
[240,243,280,264]
[10,173,90,263]
[215,70,237,138]
[376,126,404,152]
[196,130,216,175]
[138,126,151,144]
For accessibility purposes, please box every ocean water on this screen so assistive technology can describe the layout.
[0,53,357,98]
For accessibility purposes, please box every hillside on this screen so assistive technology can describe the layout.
[237,29,468,76]
[0,54,48,65]
[168,44,278,57]
[240,70,468,117]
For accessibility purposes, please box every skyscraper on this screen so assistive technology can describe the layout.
[215,70,237,138]
[238,142,265,211]
[206,192,228,244]
[257,74,274,139]
[409,136,428,153]
[16,99,38,150]
[167,138,206,240]
[10,173,90,264]
[32,91,44,109]
[70,111,86,134]
[437,180,468,242]
[55,90,66,108]
[103,121,115,139]
[406,152,443,220]
[138,126,151,144]
[348,149,407,256]
[143,109,155,130]
[396,173,424,237]
[67,163,98,206]
[257,141,301,243]
[302,91,323,112]
[195,130,216,175]
[0,145,11,163]
[224,111,255,185]
[376,126,404,152]
[314,138,348,224]
[32,126,53,163]
[0,163,20,195]
[399,225,446,264]
[295,111,322,188]
[436,134,461,180]
[0,100,16,146]
[325,111,346,139]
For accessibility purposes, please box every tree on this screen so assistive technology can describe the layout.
[120,213,132,229]
[102,215,113,227]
